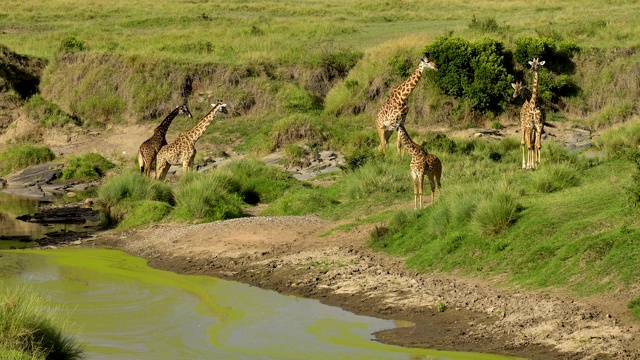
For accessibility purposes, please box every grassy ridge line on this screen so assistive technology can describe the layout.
[1,0,639,62]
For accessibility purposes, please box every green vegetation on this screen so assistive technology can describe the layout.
[2,0,640,322]
[0,286,84,360]
[60,153,115,181]
[96,158,299,227]
[0,145,56,176]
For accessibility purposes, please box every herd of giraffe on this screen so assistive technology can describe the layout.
[137,54,545,210]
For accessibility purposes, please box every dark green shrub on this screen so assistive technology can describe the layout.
[58,35,86,53]
[424,36,513,113]
[420,132,457,154]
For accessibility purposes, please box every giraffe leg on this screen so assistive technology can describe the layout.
[396,133,404,158]
[377,127,388,152]
[156,160,170,180]
[428,172,436,204]
[418,173,425,210]
[411,173,420,210]
[521,131,527,170]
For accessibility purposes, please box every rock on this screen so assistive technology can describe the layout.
[66,191,77,198]
[0,178,6,188]
[5,163,64,187]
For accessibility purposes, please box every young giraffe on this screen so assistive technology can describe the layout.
[155,100,228,180]
[138,104,192,178]
[376,52,438,155]
[395,124,442,210]
[512,81,535,170]
[528,58,546,168]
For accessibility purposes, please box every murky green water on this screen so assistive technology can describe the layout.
[0,248,520,359]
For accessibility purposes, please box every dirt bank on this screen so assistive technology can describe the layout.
[85,212,639,360]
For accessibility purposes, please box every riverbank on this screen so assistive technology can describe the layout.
[83,212,639,360]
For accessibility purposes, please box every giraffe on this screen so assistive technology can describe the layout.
[138,104,193,178]
[512,81,535,170]
[155,100,228,180]
[395,124,442,210]
[376,52,438,155]
[528,58,546,168]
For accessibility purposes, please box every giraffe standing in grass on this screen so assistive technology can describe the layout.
[375,53,438,155]
[395,124,442,209]
[528,58,546,168]
[512,81,535,170]
[155,100,228,180]
[138,104,192,178]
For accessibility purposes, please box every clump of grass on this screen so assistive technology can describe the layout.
[628,296,640,320]
[117,200,173,230]
[172,171,244,222]
[216,157,299,204]
[0,145,56,176]
[96,169,174,226]
[261,187,339,216]
[0,286,84,360]
[595,120,640,159]
[60,152,115,180]
[269,114,329,152]
[532,163,582,193]
[471,189,522,237]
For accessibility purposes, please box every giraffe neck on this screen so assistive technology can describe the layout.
[392,64,425,103]
[154,107,181,135]
[519,87,533,102]
[182,105,219,143]
[530,71,540,109]
[397,125,425,158]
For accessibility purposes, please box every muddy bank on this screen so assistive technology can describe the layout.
[79,215,639,360]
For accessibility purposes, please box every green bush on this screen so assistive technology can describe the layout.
[23,94,79,127]
[424,36,513,113]
[61,152,115,180]
[0,286,84,360]
[58,35,86,53]
[0,145,56,176]
[629,295,640,320]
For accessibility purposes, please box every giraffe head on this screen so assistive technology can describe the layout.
[178,103,193,118]
[528,58,545,72]
[419,52,438,72]
[511,81,527,99]
[212,100,228,115]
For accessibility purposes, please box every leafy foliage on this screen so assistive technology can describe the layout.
[424,36,513,113]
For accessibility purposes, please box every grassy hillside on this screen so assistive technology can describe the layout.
[1,0,640,318]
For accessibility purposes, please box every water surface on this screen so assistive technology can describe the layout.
[0,248,519,360]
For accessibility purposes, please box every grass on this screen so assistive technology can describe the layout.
[0,286,84,360]
[0,145,56,176]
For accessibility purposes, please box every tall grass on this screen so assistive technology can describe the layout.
[0,145,56,176]
[60,152,115,181]
[0,286,84,360]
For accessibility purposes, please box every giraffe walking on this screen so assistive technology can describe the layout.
[138,104,192,178]
[155,100,228,180]
[376,53,438,155]
[395,124,442,209]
